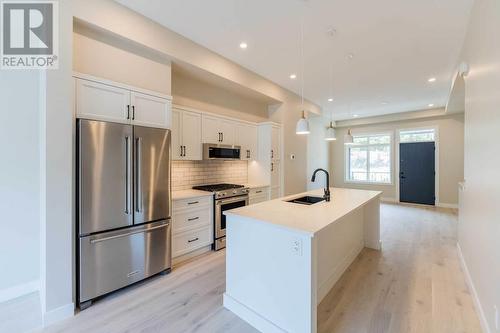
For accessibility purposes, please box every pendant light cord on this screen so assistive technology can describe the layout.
[300,16,304,112]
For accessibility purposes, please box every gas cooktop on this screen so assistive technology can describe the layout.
[193,183,244,192]
[193,183,248,199]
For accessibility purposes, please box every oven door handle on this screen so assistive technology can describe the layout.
[216,196,249,205]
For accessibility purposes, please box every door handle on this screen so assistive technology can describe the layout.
[187,201,199,205]
[188,237,199,243]
[271,162,274,172]
[132,105,136,120]
[135,137,143,213]
[188,217,199,221]
[126,105,130,120]
[218,132,221,142]
[221,132,224,142]
[183,146,187,157]
[125,136,131,214]
[271,150,274,159]
[180,145,183,157]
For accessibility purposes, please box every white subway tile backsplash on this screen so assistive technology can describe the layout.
[172,160,248,191]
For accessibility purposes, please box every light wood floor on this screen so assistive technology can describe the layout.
[39,203,481,333]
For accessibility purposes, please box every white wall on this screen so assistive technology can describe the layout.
[0,71,41,299]
[307,115,329,191]
[458,0,500,331]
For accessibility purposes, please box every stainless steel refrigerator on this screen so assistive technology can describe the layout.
[77,119,172,309]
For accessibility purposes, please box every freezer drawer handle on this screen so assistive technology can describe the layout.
[188,237,199,243]
[187,217,199,221]
[89,223,169,244]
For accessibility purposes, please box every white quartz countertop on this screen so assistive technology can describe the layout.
[224,187,382,236]
[172,189,213,200]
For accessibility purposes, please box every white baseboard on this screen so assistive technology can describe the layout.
[380,197,397,203]
[457,243,490,333]
[223,293,286,333]
[437,202,458,209]
[317,242,364,304]
[43,302,74,327]
[0,280,39,303]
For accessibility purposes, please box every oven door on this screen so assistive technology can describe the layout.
[215,195,248,239]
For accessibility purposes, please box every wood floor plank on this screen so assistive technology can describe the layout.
[35,204,481,333]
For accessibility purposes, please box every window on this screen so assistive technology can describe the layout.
[345,133,392,184]
[400,129,435,143]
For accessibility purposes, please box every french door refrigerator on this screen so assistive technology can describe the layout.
[77,119,172,309]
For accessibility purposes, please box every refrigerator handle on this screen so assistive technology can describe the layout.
[125,136,131,215]
[135,137,143,213]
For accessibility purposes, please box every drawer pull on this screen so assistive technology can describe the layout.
[255,190,263,194]
[188,237,199,243]
[187,201,199,205]
[187,217,199,222]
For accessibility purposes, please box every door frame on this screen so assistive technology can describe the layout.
[395,126,439,205]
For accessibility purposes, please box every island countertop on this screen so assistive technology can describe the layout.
[224,187,382,236]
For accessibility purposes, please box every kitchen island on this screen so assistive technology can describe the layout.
[223,187,382,333]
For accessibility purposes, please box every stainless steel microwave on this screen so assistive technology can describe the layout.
[203,143,241,160]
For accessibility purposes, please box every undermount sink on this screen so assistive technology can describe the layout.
[286,196,325,205]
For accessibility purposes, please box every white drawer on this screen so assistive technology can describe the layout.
[173,207,211,234]
[173,196,211,212]
[172,226,212,258]
[249,187,269,197]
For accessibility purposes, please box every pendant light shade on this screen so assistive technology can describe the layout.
[344,128,354,144]
[325,121,337,141]
[296,110,310,135]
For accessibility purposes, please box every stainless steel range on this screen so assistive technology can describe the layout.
[192,184,249,250]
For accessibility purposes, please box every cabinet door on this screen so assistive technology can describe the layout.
[131,92,171,129]
[271,160,281,187]
[76,78,130,123]
[271,126,281,160]
[237,123,258,160]
[219,119,236,145]
[182,111,202,160]
[202,115,221,143]
[171,109,183,160]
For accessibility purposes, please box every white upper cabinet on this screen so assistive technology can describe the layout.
[74,75,172,129]
[172,107,202,161]
[202,115,220,144]
[181,110,202,160]
[271,126,281,160]
[218,119,236,145]
[237,123,258,160]
[202,114,236,145]
[171,109,183,160]
[130,92,171,129]
[75,79,130,123]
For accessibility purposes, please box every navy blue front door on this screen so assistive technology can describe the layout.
[399,142,435,205]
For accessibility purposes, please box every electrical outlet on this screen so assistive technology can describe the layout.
[495,304,499,330]
[292,239,302,256]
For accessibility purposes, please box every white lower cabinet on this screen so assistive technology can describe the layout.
[172,196,213,258]
[248,186,270,205]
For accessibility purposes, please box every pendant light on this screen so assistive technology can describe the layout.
[325,120,337,141]
[344,128,354,144]
[296,17,310,135]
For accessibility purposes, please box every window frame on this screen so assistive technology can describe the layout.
[344,131,394,185]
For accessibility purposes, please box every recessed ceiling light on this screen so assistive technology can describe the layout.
[428,103,435,107]
[289,74,297,79]
[381,101,389,105]
[239,42,248,49]
[346,53,354,60]
[428,77,436,82]
[328,98,333,102]
[353,114,359,118]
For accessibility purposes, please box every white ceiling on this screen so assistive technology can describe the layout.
[116,0,473,120]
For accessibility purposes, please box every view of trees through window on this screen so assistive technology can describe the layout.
[346,134,391,183]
